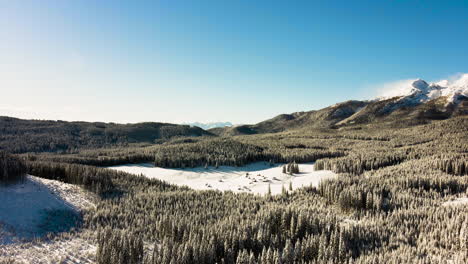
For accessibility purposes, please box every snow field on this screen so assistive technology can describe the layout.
[1,175,97,263]
[110,162,337,195]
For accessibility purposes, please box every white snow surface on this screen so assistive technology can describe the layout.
[378,73,468,104]
[109,162,337,195]
[442,197,468,207]
[0,175,95,244]
[0,233,97,264]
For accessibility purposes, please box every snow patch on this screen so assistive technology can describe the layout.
[0,175,95,244]
[0,232,96,264]
[109,162,337,195]
[439,73,468,103]
[442,197,468,207]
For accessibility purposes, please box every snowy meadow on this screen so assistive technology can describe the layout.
[109,162,337,195]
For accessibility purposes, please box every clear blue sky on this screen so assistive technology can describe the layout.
[1,0,467,124]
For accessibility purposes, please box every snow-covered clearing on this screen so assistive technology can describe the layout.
[442,197,468,207]
[110,162,337,195]
[1,175,97,263]
[0,232,96,264]
[0,175,94,244]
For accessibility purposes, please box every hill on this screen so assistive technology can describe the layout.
[0,117,213,153]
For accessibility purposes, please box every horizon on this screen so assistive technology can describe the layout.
[1,1,467,124]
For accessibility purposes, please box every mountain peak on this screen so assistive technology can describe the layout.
[378,74,468,104]
[412,79,429,90]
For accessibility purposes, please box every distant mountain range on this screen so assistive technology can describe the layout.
[185,122,233,130]
[209,74,468,136]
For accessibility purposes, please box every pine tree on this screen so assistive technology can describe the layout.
[282,184,288,197]
[338,230,347,262]
[283,239,294,263]
[461,219,468,251]
[235,249,249,264]
[287,162,292,174]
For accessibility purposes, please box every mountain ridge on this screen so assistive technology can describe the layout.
[209,75,468,135]
[0,116,213,153]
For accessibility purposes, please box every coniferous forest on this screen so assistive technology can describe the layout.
[0,116,467,263]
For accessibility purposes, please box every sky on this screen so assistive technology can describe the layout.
[1,0,467,124]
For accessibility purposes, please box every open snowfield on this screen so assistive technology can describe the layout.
[1,175,96,263]
[110,162,337,195]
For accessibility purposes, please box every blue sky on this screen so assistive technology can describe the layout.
[1,0,467,124]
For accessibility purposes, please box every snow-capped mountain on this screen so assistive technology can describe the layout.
[185,122,233,130]
[378,73,468,105]
[206,74,468,136]
[440,74,468,103]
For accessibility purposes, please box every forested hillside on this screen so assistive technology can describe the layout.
[0,116,212,153]
[209,100,368,136]
[210,96,468,136]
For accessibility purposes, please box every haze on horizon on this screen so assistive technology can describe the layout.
[1,0,467,125]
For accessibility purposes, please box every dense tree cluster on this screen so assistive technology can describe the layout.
[23,137,346,169]
[283,162,299,174]
[25,152,155,167]
[429,154,468,175]
[153,138,265,168]
[24,161,180,196]
[88,186,384,264]
[314,152,406,175]
[26,162,116,195]
[0,151,27,183]
[97,228,143,264]
[318,177,391,212]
